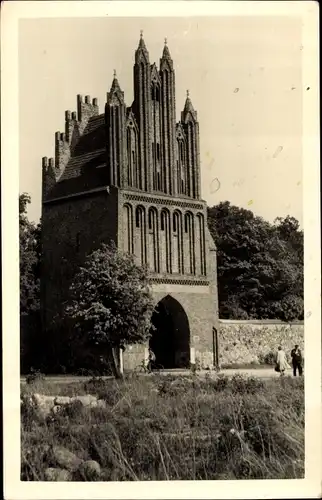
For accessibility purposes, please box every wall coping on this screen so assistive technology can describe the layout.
[43,186,110,204]
[219,319,304,326]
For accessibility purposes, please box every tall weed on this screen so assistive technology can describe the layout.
[21,374,304,480]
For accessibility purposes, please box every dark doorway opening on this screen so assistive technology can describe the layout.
[149,295,190,369]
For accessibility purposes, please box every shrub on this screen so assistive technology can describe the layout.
[230,374,264,394]
[25,369,45,385]
[258,351,276,365]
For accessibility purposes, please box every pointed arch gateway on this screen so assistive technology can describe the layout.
[149,295,190,369]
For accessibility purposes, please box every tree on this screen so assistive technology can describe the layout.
[65,243,155,378]
[20,194,40,315]
[208,202,304,321]
[19,193,42,372]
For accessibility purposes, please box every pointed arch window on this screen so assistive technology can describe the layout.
[148,208,159,272]
[160,209,171,273]
[151,83,160,102]
[196,213,206,275]
[184,212,195,275]
[177,137,187,196]
[172,211,183,274]
[135,205,146,266]
[126,123,138,189]
[123,204,133,254]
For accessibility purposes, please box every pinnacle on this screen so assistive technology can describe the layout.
[138,30,147,50]
[162,37,172,59]
[135,30,150,63]
[110,70,122,92]
[184,90,195,113]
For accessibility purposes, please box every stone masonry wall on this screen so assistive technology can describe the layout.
[218,320,304,367]
[41,188,118,327]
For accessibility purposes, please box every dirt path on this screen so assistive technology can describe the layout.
[21,367,295,384]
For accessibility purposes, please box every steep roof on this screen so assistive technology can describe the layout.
[46,114,107,200]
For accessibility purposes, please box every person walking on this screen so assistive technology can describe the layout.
[147,347,156,372]
[291,344,303,376]
[276,346,289,376]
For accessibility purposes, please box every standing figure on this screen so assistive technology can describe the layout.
[291,344,303,376]
[148,347,156,372]
[276,346,289,376]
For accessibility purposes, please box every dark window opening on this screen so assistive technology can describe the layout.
[157,143,160,161]
[161,213,165,231]
[157,172,161,191]
[184,216,189,233]
[173,214,177,232]
[151,85,160,101]
[136,209,141,228]
[148,211,153,230]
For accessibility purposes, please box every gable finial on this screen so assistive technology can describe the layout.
[113,69,117,78]
[164,37,167,46]
[187,89,190,98]
[140,29,143,39]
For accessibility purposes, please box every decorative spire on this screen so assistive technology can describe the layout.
[138,29,146,49]
[182,90,197,122]
[184,90,194,111]
[110,69,120,90]
[135,30,149,63]
[161,36,172,60]
[108,69,124,103]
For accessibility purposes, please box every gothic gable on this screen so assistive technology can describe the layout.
[150,63,161,85]
[176,122,186,141]
[126,110,139,132]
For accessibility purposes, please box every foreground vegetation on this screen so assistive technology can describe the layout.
[21,374,304,481]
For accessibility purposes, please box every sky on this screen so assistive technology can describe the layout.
[19,16,303,226]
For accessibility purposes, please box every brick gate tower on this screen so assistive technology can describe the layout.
[41,34,219,370]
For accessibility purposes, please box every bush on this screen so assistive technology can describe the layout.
[230,374,264,394]
[258,351,276,365]
[25,369,45,385]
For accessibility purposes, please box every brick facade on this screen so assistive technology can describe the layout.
[41,34,219,370]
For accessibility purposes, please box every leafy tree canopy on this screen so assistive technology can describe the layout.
[19,193,40,316]
[208,202,303,322]
[65,243,155,376]
[20,193,42,373]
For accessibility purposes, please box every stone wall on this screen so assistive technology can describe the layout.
[218,320,304,367]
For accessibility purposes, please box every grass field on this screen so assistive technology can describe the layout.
[21,373,304,481]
